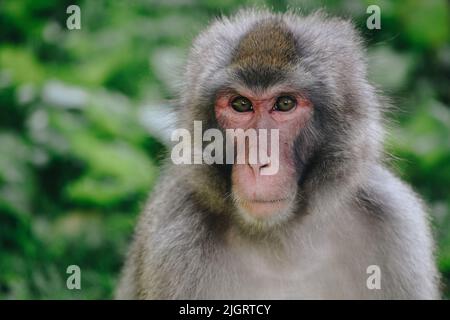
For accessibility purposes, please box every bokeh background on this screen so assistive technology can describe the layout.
[0,0,449,299]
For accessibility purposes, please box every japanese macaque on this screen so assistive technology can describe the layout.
[116,9,440,299]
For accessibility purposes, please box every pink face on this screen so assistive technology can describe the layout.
[215,85,313,220]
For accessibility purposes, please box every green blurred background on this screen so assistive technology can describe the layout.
[0,0,449,299]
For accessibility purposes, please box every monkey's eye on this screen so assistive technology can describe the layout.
[230,96,253,112]
[274,96,297,112]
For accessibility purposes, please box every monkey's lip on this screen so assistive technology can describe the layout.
[237,196,292,218]
[247,198,289,203]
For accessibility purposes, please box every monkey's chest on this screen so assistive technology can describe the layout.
[208,241,371,299]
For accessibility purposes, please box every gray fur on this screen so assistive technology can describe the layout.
[116,9,440,299]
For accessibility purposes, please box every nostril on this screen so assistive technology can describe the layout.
[248,162,270,176]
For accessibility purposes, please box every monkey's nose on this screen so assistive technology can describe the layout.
[249,159,270,176]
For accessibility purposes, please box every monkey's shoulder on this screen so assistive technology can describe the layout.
[137,167,215,241]
[348,166,439,298]
[353,166,427,226]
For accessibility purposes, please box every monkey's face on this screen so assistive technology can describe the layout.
[187,18,368,229]
[204,21,318,226]
[215,84,313,223]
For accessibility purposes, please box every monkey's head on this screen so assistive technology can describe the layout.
[178,10,383,232]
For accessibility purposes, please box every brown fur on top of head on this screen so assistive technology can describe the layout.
[231,19,298,71]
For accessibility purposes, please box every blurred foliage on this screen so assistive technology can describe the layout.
[0,0,449,299]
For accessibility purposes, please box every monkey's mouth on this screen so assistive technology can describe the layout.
[235,195,293,219]
[249,198,289,204]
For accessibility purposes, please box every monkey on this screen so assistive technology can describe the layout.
[116,9,440,299]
